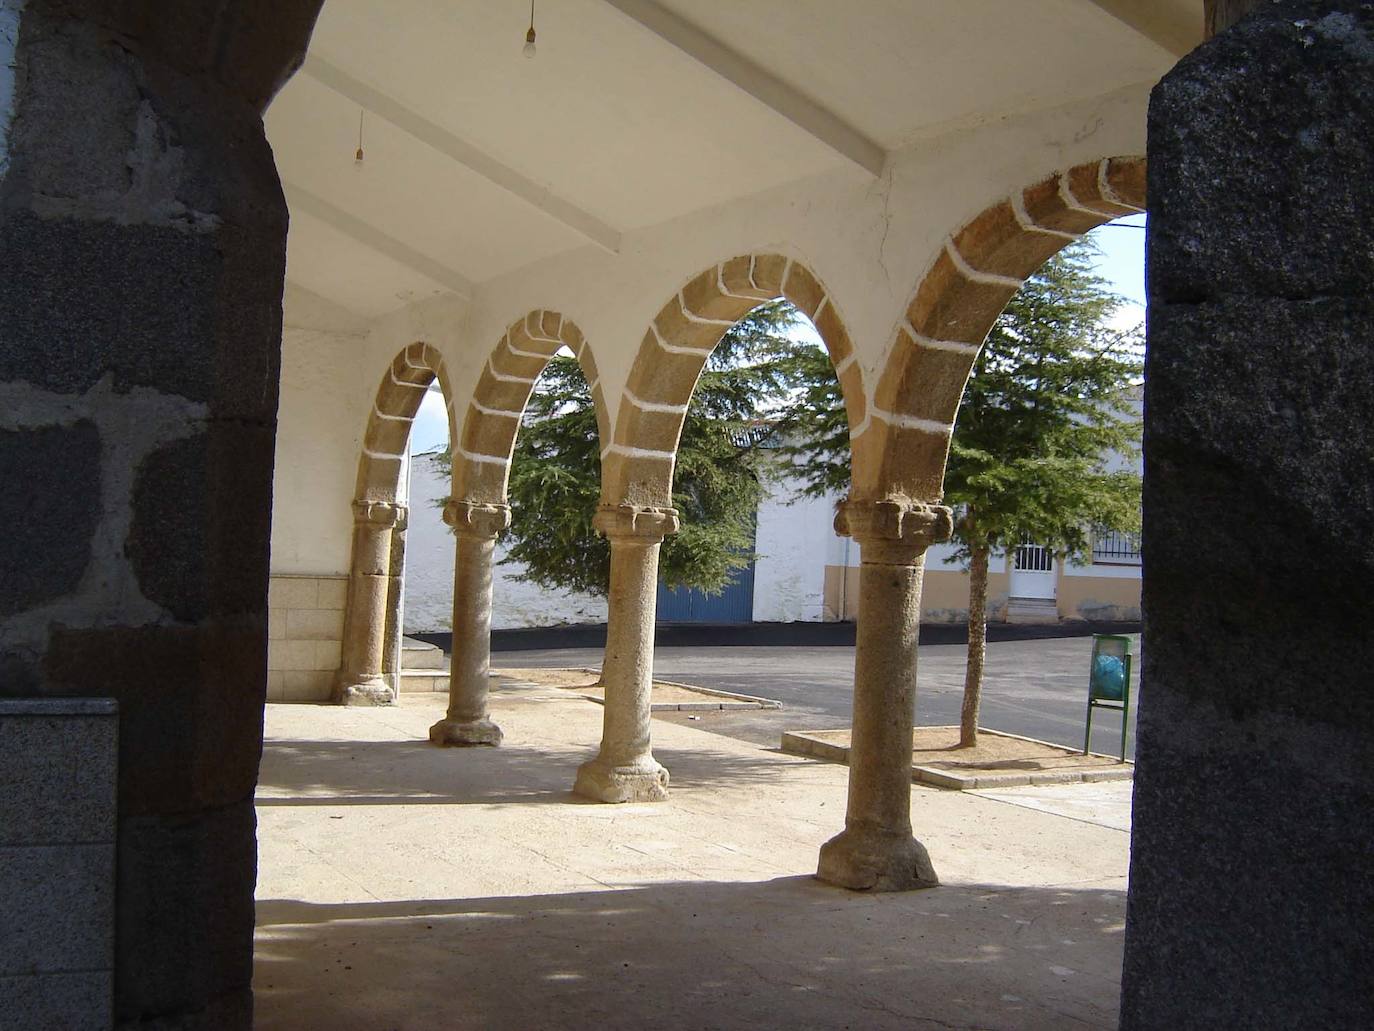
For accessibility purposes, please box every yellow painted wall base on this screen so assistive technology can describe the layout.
[822,564,1139,623]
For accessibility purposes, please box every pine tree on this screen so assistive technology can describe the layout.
[784,240,1142,746]
[945,240,1141,746]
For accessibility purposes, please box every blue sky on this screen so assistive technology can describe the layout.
[408,215,1146,455]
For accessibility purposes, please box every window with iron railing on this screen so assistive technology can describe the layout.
[1091,528,1142,565]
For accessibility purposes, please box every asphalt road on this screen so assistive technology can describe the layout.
[491,634,1141,759]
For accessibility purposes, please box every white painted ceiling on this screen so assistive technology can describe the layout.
[266,0,1193,318]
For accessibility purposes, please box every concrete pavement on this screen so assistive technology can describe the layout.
[255,681,1131,1030]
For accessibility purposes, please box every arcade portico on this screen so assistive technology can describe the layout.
[2,2,1370,1028]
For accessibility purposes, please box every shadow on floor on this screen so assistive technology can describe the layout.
[255,736,820,808]
[254,876,1125,1030]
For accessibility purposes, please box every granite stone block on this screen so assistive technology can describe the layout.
[0,971,113,1031]
[0,703,117,846]
[0,422,101,616]
[114,802,258,1023]
[0,843,115,975]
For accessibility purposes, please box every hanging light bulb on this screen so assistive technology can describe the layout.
[354,109,365,169]
[523,0,537,58]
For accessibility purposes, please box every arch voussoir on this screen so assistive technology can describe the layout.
[862,156,1147,503]
[453,310,606,507]
[604,253,866,510]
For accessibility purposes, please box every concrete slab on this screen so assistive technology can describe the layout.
[781,725,1134,790]
[255,687,1130,1030]
[972,782,1136,833]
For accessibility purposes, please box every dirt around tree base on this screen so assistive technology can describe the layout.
[780,725,1132,790]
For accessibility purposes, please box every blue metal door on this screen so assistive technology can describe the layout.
[656,562,756,624]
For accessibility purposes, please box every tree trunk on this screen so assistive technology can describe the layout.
[959,544,991,748]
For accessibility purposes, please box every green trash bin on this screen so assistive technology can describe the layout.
[1084,633,1132,762]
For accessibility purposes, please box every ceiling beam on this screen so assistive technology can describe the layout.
[1083,0,1202,58]
[599,0,886,178]
[301,55,622,255]
[283,182,474,298]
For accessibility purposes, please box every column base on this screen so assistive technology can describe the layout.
[334,676,394,707]
[573,756,669,803]
[816,825,939,892]
[429,717,503,747]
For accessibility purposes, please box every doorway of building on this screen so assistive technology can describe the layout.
[1010,538,1057,601]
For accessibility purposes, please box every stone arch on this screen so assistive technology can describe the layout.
[355,341,457,504]
[858,156,1147,502]
[602,254,867,508]
[337,341,458,704]
[452,310,609,506]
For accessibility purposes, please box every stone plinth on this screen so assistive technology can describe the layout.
[0,699,118,1030]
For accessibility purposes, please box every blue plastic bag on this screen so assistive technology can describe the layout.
[1091,654,1126,701]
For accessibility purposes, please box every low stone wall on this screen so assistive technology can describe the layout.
[267,574,348,701]
[0,699,117,1029]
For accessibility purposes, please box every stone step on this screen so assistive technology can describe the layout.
[1005,597,1060,625]
[401,636,446,670]
[399,670,448,693]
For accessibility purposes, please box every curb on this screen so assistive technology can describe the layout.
[780,726,1134,791]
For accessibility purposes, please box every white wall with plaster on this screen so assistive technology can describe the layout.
[750,468,833,623]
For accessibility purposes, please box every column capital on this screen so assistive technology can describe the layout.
[443,500,512,539]
[834,499,953,562]
[352,500,406,528]
[593,503,680,543]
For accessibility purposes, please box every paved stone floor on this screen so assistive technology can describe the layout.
[254,683,1131,1030]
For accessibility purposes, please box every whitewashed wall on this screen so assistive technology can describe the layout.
[751,471,833,623]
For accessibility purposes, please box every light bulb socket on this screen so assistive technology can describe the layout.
[524,25,537,57]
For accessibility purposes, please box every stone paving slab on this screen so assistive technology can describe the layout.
[255,691,1129,1030]
[781,725,1134,790]
[972,781,1135,833]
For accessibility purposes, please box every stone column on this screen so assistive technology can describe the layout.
[573,504,679,803]
[382,506,408,697]
[335,500,404,705]
[817,499,953,891]
[430,501,511,746]
[1121,4,1374,1027]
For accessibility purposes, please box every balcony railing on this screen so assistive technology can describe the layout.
[1092,529,1142,565]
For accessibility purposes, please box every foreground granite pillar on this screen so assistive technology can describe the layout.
[430,501,510,746]
[335,501,404,705]
[818,500,952,891]
[1122,4,1374,1027]
[574,504,678,803]
[0,2,323,1027]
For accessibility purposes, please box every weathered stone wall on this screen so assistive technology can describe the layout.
[0,2,321,1027]
[1123,3,1373,1026]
